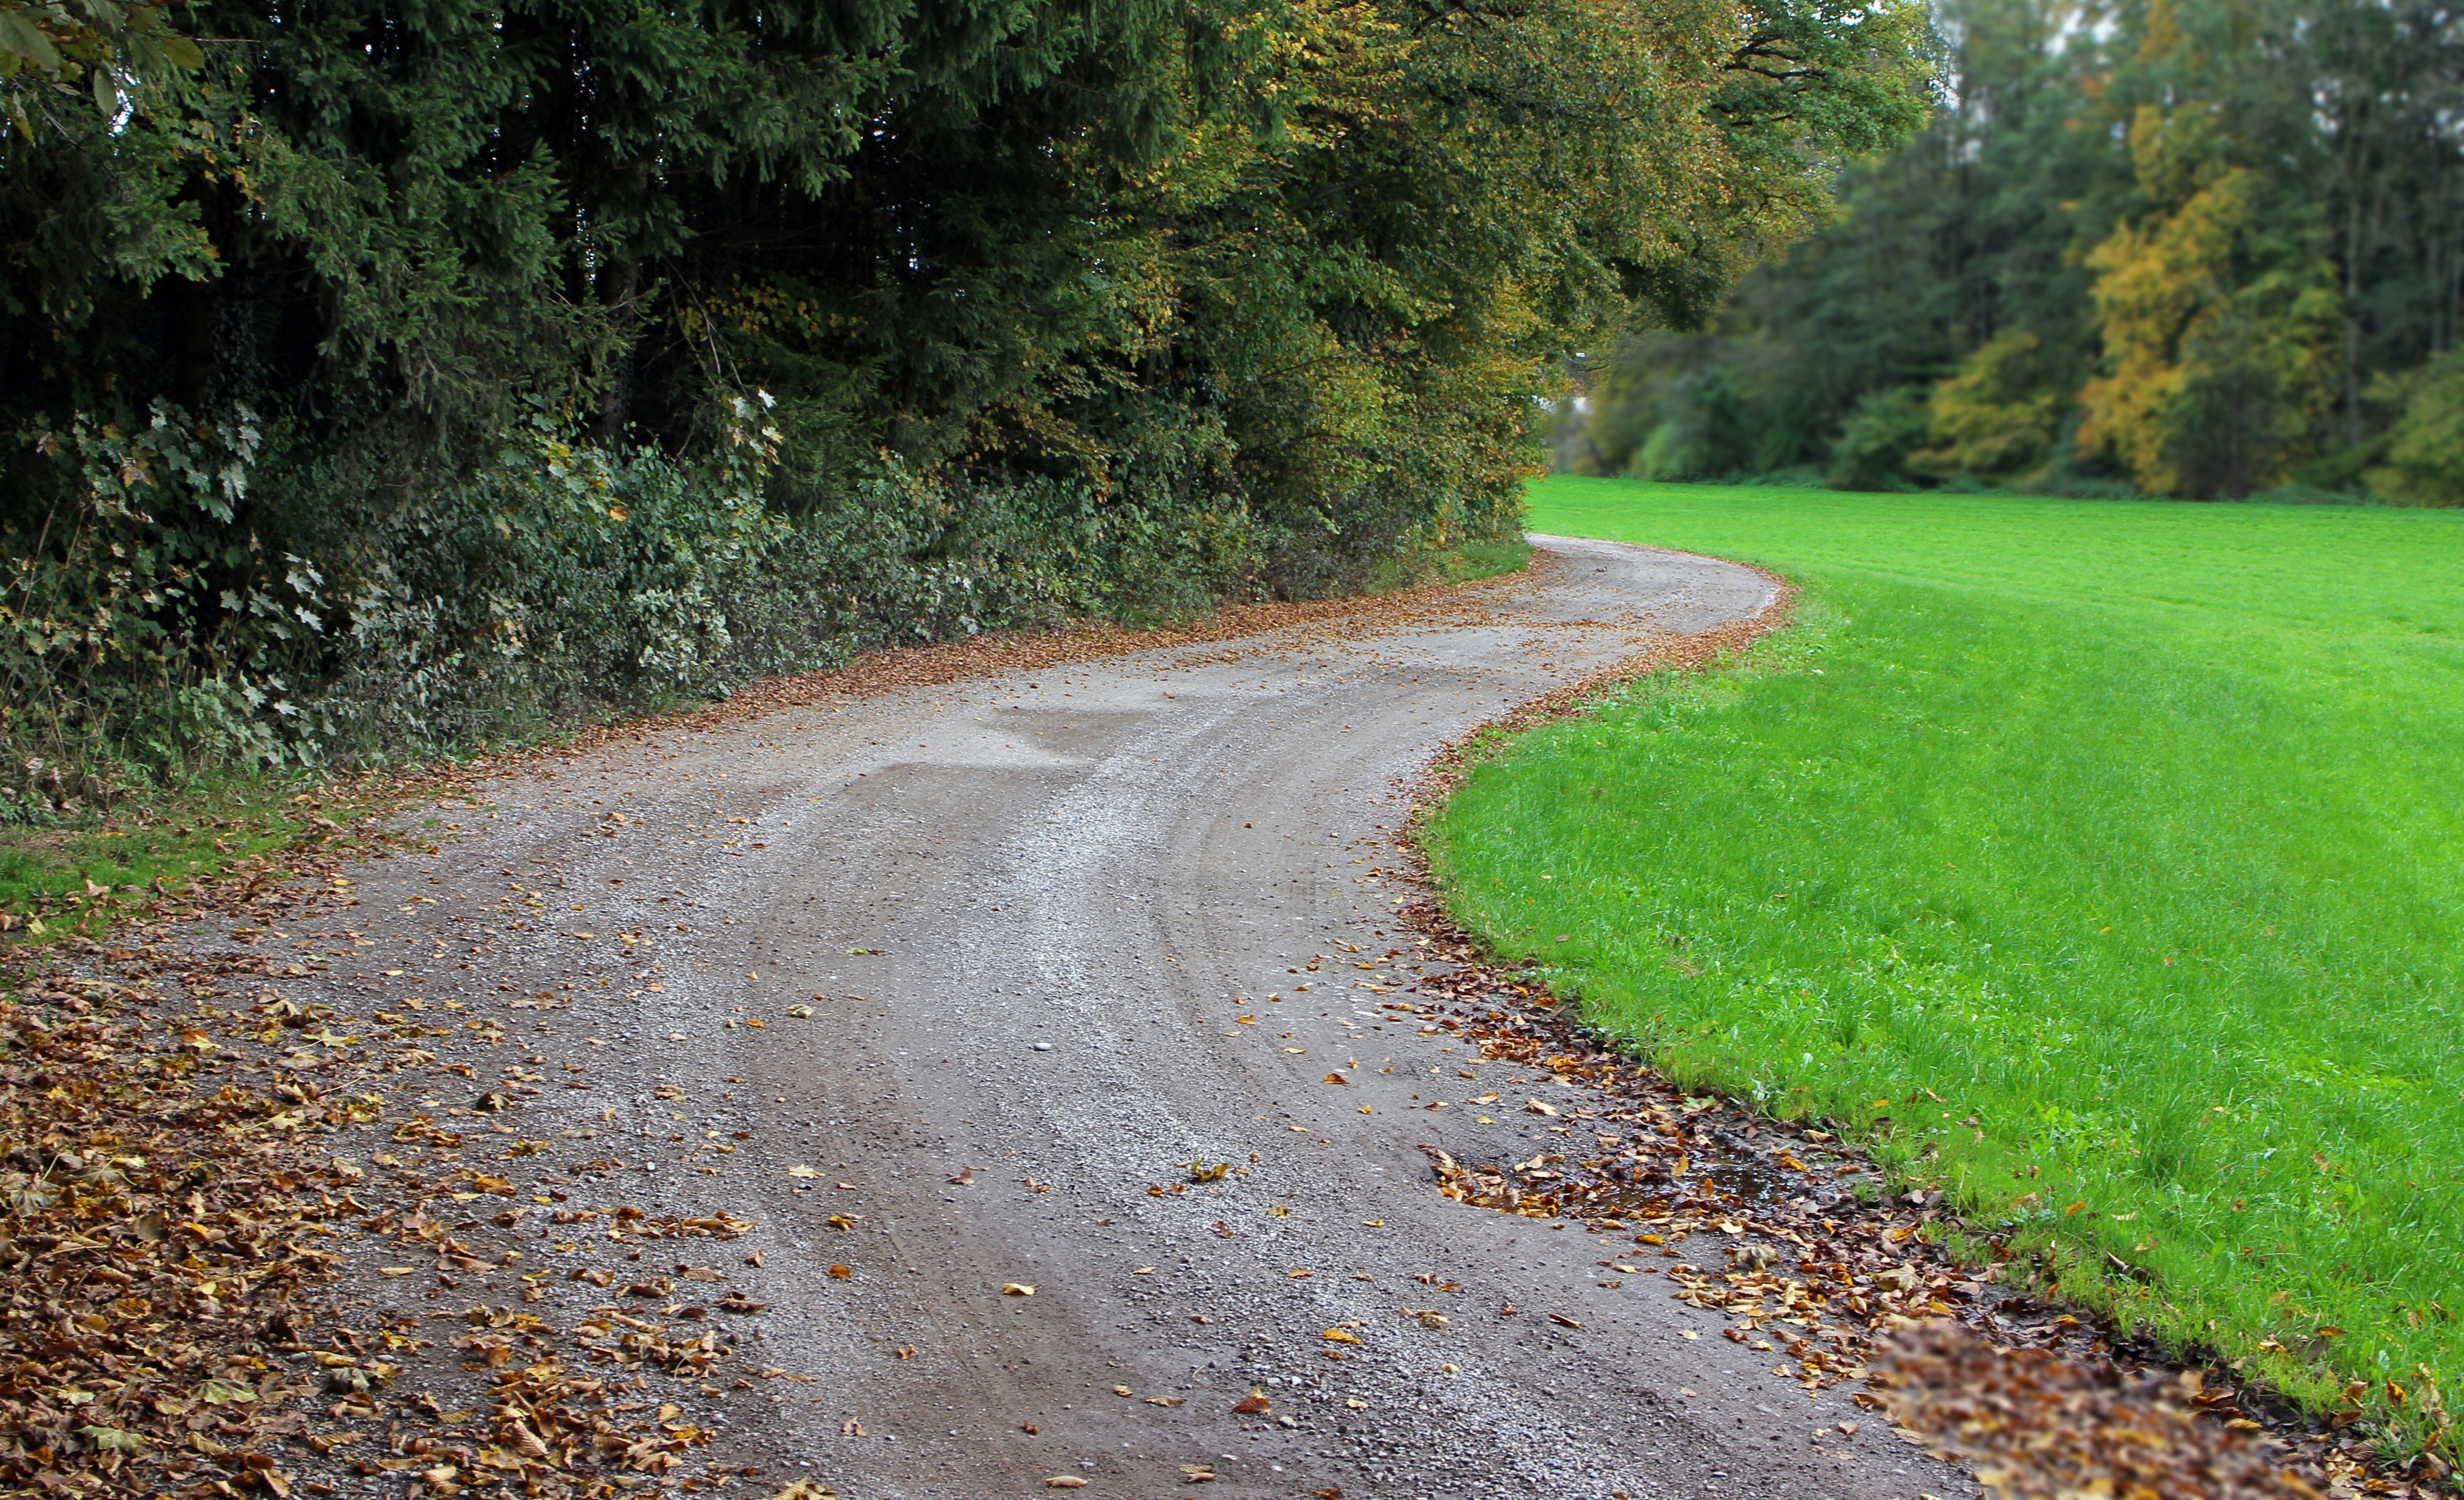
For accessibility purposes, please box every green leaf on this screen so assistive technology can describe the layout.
[0,10,62,72]
[158,32,200,69]
[91,61,115,116]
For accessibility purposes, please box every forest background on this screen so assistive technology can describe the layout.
[0,0,1927,796]
[1560,0,2464,507]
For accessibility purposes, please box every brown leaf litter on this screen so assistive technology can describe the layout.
[1872,1322,2325,1499]
[0,825,781,1500]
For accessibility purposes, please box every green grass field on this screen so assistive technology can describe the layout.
[1426,476,2464,1441]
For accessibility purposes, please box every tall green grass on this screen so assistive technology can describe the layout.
[1427,477,2464,1443]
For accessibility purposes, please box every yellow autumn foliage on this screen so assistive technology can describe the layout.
[2075,106,2342,497]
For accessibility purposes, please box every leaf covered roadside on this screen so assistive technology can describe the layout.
[1873,1324,2325,1500]
[1389,891,2436,1497]
[0,808,771,1500]
[0,819,395,1498]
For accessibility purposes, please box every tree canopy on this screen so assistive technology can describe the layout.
[1563,0,2464,501]
[0,0,1929,771]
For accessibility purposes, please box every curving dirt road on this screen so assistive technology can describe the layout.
[323,537,1983,1500]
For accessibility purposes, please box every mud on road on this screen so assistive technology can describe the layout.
[265,538,1994,1499]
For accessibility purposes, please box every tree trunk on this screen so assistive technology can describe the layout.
[592,258,644,445]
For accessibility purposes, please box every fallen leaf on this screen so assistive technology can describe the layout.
[1044,1477,1089,1489]
[1231,1392,1271,1415]
[1146,1396,1185,1408]
[1548,1314,1583,1330]
[827,1265,853,1279]
[1003,1282,1036,1296]
[788,1164,822,1178]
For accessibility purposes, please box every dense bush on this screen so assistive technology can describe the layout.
[0,397,1238,776]
[0,0,1932,782]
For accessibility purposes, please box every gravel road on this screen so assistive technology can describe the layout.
[329,536,1983,1500]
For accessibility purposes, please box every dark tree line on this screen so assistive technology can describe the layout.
[1566,0,2464,502]
[0,0,1927,773]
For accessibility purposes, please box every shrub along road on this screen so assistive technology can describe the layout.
[231,539,2020,1500]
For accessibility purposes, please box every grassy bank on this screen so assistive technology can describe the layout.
[0,779,379,944]
[1427,477,2464,1443]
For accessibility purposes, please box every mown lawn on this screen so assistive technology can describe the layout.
[1425,476,2464,1441]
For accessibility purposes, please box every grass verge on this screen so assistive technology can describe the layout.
[1427,476,2464,1454]
[0,780,339,943]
